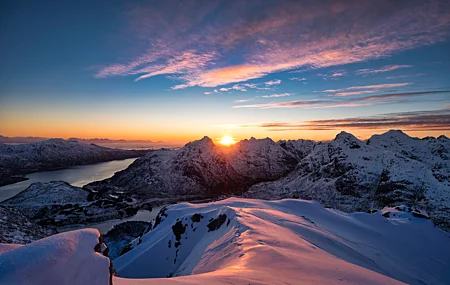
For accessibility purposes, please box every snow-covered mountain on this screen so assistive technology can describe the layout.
[2,198,449,285]
[85,131,450,231]
[245,130,450,230]
[0,138,151,186]
[0,206,56,244]
[0,181,149,228]
[86,136,302,200]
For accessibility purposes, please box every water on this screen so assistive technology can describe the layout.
[0,158,137,202]
[59,206,164,234]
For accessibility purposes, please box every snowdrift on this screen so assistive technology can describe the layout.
[0,229,111,285]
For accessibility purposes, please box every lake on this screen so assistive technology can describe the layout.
[0,158,137,202]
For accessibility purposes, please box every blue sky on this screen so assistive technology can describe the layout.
[0,0,449,142]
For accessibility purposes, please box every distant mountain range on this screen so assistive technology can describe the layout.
[85,130,450,230]
[0,138,151,186]
[0,135,182,148]
[2,130,449,232]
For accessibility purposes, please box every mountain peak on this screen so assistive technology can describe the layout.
[384,129,409,137]
[333,131,362,148]
[437,135,450,142]
[184,136,215,149]
[334,131,359,142]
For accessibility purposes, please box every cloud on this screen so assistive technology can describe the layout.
[331,90,376,97]
[234,98,253,103]
[345,83,411,90]
[262,93,292,98]
[203,82,274,94]
[233,90,450,109]
[356,64,413,76]
[385,73,425,79]
[318,70,347,80]
[218,84,248,92]
[95,0,450,88]
[323,82,412,96]
[204,89,219,95]
[265,79,281,86]
[233,100,381,109]
[290,77,308,84]
[247,109,450,131]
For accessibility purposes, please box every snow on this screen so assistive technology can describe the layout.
[85,135,306,201]
[112,198,450,285]
[86,131,450,233]
[1,181,90,217]
[0,243,23,254]
[0,138,148,188]
[245,130,450,230]
[0,138,145,166]
[0,229,110,285]
[0,198,448,284]
[0,206,56,244]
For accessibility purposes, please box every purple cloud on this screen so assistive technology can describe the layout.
[95,0,450,89]
[246,109,450,131]
[233,90,450,109]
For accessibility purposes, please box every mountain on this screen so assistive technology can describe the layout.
[2,198,449,284]
[245,130,450,230]
[0,181,150,229]
[85,131,450,230]
[85,136,303,201]
[5,131,449,231]
[0,135,48,144]
[0,138,151,186]
[0,135,181,149]
[0,206,56,244]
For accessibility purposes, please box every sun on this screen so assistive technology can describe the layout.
[219,135,237,146]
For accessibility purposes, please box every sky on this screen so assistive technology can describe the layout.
[0,0,450,144]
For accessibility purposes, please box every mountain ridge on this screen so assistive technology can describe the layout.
[85,130,450,230]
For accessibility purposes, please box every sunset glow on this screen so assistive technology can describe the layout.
[219,136,237,146]
[0,0,449,142]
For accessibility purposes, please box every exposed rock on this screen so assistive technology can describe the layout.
[207,214,227,231]
[0,206,56,244]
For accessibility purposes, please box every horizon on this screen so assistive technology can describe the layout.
[1,1,450,142]
[1,129,447,147]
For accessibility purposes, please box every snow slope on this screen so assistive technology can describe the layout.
[112,198,450,285]
[0,229,111,285]
[245,131,450,230]
[1,198,448,284]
